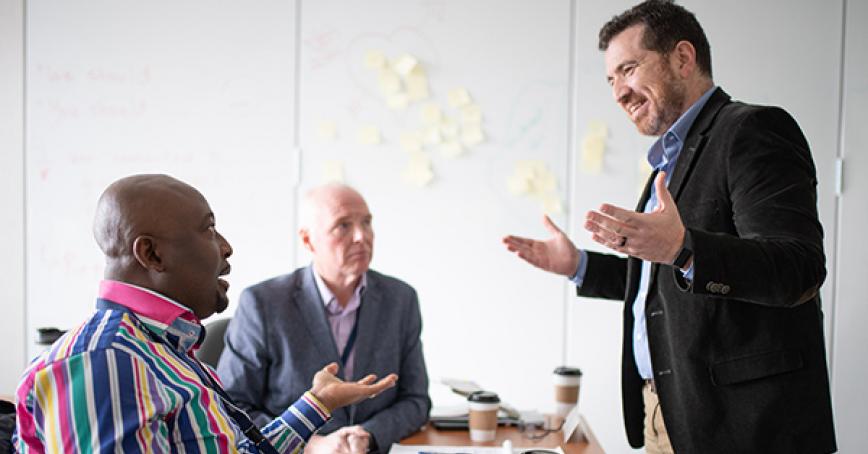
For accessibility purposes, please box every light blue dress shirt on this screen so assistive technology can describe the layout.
[572,86,717,379]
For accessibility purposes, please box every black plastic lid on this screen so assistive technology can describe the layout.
[467,390,500,403]
[553,366,583,376]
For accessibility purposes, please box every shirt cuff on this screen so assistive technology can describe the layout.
[278,391,332,440]
[569,250,589,287]
[681,262,694,281]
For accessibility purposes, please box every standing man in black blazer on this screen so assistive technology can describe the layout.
[504,1,835,453]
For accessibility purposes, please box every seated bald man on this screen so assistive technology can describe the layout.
[15,175,396,453]
[217,184,431,454]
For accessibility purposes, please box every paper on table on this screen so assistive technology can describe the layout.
[389,444,565,454]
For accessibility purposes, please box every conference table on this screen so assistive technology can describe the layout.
[398,415,605,453]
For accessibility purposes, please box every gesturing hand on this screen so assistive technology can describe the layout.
[502,215,580,277]
[304,426,370,454]
[583,171,685,264]
[309,363,397,412]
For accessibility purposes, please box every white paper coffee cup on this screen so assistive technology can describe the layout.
[467,391,500,442]
[553,366,582,417]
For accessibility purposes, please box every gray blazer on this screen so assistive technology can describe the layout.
[216,266,431,451]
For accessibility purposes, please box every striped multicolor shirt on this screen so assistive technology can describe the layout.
[15,280,331,453]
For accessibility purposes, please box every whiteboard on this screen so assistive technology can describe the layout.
[295,0,573,411]
[25,0,300,355]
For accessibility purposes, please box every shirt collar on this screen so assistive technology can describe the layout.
[311,265,367,314]
[648,85,717,170]
[98,280,204,352]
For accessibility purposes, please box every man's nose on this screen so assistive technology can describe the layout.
[612,78,630,105]
[352,225,366,242]
[218,232,233,257]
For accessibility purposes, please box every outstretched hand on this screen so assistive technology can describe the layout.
[502,215,580,277]
[309,363,397,412]
[583,171,685,264]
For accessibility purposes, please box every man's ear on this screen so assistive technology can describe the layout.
[299,228,315,254]
[132,235,165,271]
[673,40,697,78]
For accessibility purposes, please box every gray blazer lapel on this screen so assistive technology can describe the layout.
[351,272,381,381]
[294,266,341,362]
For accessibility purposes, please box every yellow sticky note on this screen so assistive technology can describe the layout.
[507,173,530,195]
[461,104,482,124]
[402,152,434,187]
[423,126,442,145]
[440,118,459,138]
[378,69,402,95]
[587,120,608,138]
[322,160,344,183]
[580,134,606,174]
[406,73,429,101]
[536,171,557,193]
[542,195,564,215]
[448,88,472,108]
[399,131,423,152]
[364,50,387,69]
[461,126,485,147]
[392,53,419,76]
[357,125,382,145]
[440,140,464,158]
[421,103,442,125]
[387,92,409,110]
[316,121,337,141]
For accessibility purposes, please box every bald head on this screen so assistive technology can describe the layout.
[299,183,367,231]
[94,174,199,260]
[299,184,374,294]
[93,174,233,318]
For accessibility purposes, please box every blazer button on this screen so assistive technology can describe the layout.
[720,285,731,295]
[705,282,715,292]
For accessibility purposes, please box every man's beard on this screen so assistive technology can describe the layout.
[640,66,686,136]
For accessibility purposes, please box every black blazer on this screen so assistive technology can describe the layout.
[578,88,836,453]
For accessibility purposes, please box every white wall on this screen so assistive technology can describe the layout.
[831,0,868,450]
[0,0,26,396]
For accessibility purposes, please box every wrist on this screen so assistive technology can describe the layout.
[304,390,334,415]
[671,229,693,270]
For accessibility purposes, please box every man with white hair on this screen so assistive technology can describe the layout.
[218,184,430,454]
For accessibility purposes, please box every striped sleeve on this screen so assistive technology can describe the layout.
[260,391,331,454]
[18,348,172,453]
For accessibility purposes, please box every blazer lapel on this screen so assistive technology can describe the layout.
[649,88,731,285]
[294,266,341,362]
[351,272,380,381]
[667,87,731,201]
